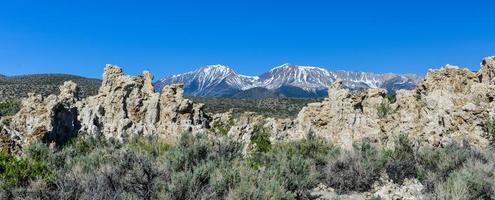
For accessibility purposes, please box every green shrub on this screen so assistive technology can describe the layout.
[165,133,211,172]
[226,166,294,200]
[275,132,338,168]
[323,143,384,194]
[0,99,21,117]
[377,101,394,118]
[485,119,495,141]
[251,125,272,153]
[0,150,54,190]
[386,91,397,103]
[434,159,495,199]
[416,143,478,192]
[384,135,417,185]
[209,118,234,136]
[7,129,495,199]
[127,136,171,157]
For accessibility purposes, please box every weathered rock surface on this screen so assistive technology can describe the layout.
[1,65,210,151]
[77,65,210,141]
[372,178,424,200]
[311,177,424,200]
[0,81,81,152]
[288,56,495,150]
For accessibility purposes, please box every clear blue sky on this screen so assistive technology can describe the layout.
[0,0,494,79]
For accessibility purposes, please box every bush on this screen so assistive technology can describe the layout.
[416,143,478,192]
[5,129,495,199]
[384,135,417,185]
[251,125,272,153]
[275,132,338,168]
[0,99,21,117]
[226,166,294,200]
[434,159,495,199]
[377,101,394,118]
[209,118,234,136]
[386,91,397,103]
[0,150,54,197]
[323,143,384,194]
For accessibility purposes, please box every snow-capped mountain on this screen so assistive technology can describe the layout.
[155,64,422,98]
[257,64,334,91]
[155,65,258,96]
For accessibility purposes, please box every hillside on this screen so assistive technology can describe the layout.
[0,74,101,101]
[230,87,282,99]
[189,96,322,118]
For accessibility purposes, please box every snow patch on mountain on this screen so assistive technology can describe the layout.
[156,64,422,97]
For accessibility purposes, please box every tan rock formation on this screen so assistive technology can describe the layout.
[4,81,81,149]
[291,56,495,150]
[292,80,393,149]
[77,64,210,140]
[3,65,210,150]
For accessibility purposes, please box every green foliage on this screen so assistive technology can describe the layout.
[368,196,382,200]
[323,142,385,194]
[485,119,495,140]
[0,74,101,102]
[2,130,495,199]
[127,136,171,157]
[0,117,12,127]
[226,166,294,200]
[251,125,272,153]
[386,91,397,103]
[416,143,478,192]
[190,96,323,119]
[434,159,495,199]
[209,118,234,136]
[384,135,417,185]
[274,132,338,168]
[0,150,54,190]
[377,101,394,118]
[0,99,21,117]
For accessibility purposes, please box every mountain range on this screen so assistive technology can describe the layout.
[155,64,422,98]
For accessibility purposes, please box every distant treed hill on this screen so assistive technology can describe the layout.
[189,96,323,118]
[0,74,101,101]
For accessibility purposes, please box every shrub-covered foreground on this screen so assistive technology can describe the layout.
[1,132,495,199]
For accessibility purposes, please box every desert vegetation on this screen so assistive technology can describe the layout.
[0,99,20,118]
[189,96,322,118]
[0,74,101,101]
[1,130,494,199]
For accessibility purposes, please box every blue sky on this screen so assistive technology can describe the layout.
[0,0,494,79]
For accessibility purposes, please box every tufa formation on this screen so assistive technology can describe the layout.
[2,57,495,153]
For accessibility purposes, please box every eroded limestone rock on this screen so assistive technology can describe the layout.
[3,65,210,150]
[291,80,393,149]
[3,81,81,150]
[77,64,210,140]
[291,56,495,150]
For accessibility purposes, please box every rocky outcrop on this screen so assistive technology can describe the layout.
[2,65,210,150]
[77,65,210,141]
[290,56,495,150]
[1,81,81,151]
[292,80,392,149]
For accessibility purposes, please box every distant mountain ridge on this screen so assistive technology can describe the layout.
[155,64,422,98]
